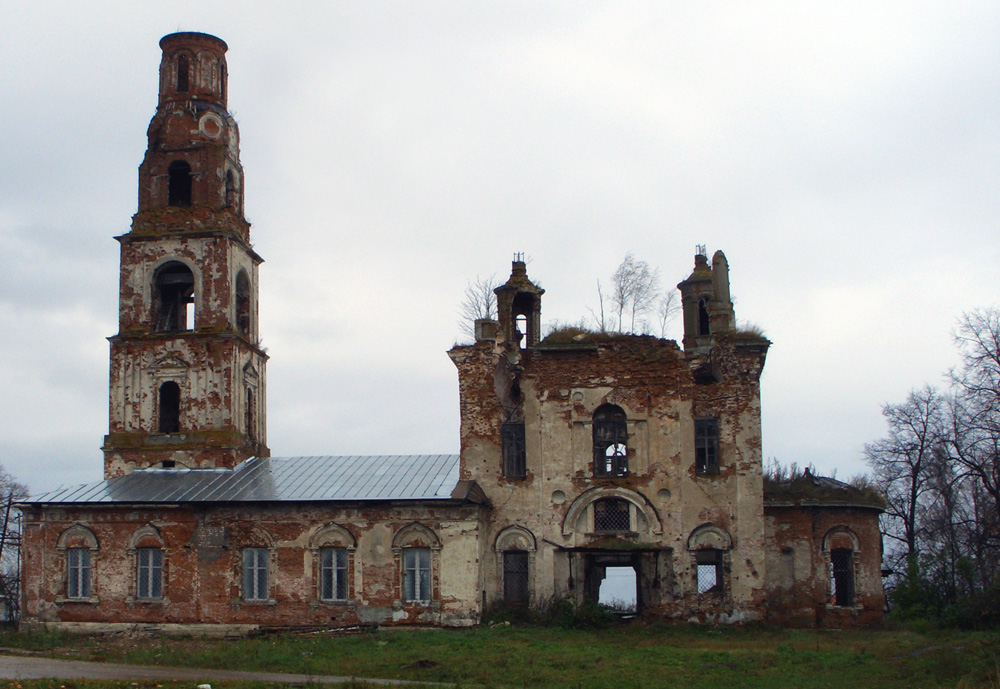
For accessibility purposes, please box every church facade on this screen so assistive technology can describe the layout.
[18,33,886,634]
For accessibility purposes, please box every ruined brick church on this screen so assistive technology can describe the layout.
[19,33,886,633]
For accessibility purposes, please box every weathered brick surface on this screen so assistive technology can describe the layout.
[20,503,484,631]
[764,504,886,627]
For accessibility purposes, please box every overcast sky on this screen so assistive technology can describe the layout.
[1,2,997,495]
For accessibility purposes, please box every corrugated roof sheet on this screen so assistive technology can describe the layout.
[26,455,462,505]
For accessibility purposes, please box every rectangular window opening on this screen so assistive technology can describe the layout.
[137,548,163,599]
[403,547,431,604]
[502,421,526,479]
[320,547,348,601]
[830,549,855,606]
[503,550,529,606]
[243,548,269,601]
[696,550,723,594]
[67,548,91,599]
[695,418,720,475]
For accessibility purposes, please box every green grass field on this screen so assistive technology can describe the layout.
[1,623,997,688]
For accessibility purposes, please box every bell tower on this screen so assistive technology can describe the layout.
[103,32,268,478]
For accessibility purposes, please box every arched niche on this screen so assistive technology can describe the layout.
[128,524,164,550]
[822,526,861,553]
[686,523,732,551]
[494,525,536,553]
[392,522,441,550]
[561,487,662,536]
[309,523,356,550]
[56,524,98,550]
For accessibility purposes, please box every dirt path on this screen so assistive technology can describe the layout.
[0,653,452,686]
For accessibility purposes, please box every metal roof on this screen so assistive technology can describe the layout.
[26,455,463,505]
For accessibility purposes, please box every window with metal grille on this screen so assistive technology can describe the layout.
[695,418,719,475]
[136,548,163,599]
[696,550,723,594]
[502,421,526,479]
[503,550,529,605]
[403,547,431,603]
[593,405,628,477]
[830,549,855,606]
[67,548,91,599]
[243,548,269,601]
[319,547,348,601]
[593,498,631,532]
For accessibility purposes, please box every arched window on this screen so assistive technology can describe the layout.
[495,526,536,607]
[57,524,99,602]
[158,381,180,433]
[392,523,440,607]
[154,261,195,332]
[167,160,192,207]
[823,527,860,607]
[687,524,733,596]
[593,404,628,477]
[235,270,251,334]
[697,298,711,336]
[176,54,189,92]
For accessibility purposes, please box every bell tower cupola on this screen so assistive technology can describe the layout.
[495,255,545,349]
[103,32,268,478]
[677,247,736,353]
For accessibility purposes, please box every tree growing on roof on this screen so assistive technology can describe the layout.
[458,274,499,341]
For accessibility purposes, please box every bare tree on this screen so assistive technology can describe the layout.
[0,464,26,625]
[865,386,947,560]
[949,307,1000,518]
[458,274,499,341]
[609,253,660,334]
[656,289,680,338]
[588,279,608,333]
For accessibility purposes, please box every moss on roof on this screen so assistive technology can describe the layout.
[764,469,886,510]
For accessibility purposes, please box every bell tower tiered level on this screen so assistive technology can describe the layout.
[103,32,268,478]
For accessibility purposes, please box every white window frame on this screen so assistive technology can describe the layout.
[243,547,270,602]
[136,548,164,599]
[403,547,431,604]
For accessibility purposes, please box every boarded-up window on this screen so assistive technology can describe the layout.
[502,421,526,479]
[503,550,529,605]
